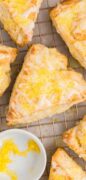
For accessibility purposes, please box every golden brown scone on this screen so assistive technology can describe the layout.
[0,44,17,96]
[0,0,42,46]
[7,44,86,125]
[50,0,86,69]
[49,148,86,180]
[63,116,86,161]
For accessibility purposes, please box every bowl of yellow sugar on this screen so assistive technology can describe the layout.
[0,129,47,180]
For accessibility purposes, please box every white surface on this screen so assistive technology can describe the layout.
[0,129,47,180]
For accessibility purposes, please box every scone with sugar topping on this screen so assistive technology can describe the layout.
[63,116,86,161]
[7,44,86,125]
[0,44,17,96]
[49,148,86,180]
[50,0,86,68]
[0,0,43,46]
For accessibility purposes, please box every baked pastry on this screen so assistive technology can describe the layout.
[0,0,43,46]
[63,116,86,161]
[7,44,86,125]
[0,44,17,96]
[49,148,86,180]
[50,0,86,69]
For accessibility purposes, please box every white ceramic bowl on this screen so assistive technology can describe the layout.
[0,129,47,180]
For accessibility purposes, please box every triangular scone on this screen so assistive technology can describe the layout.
[7,44,86,125]
[0,44,17,96]
[0,0,43,46]
[49,148,86,180]
[50,0,86,69]
[63,116,86,161]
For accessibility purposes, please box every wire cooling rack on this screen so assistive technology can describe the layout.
[0,0,86,179]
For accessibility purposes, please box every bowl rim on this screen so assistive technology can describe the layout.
[0,128,47,180]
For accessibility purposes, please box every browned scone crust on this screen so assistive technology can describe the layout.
[63,116,86,161]
[49,148,86,180]
[0,0,43,46]
[0,44,17,96]
[50,0,86,69]
[7,44,86,125]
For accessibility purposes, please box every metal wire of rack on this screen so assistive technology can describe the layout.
[0,0,86,179]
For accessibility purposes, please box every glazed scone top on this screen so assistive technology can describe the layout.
[63,116,86,160]
[7,44,86,125]
[51,0,86,41]
[49,148,86,180]
[1,0,41,26]
[50,0,86,68]
[0,0,42,45]
[0,44,17,96]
